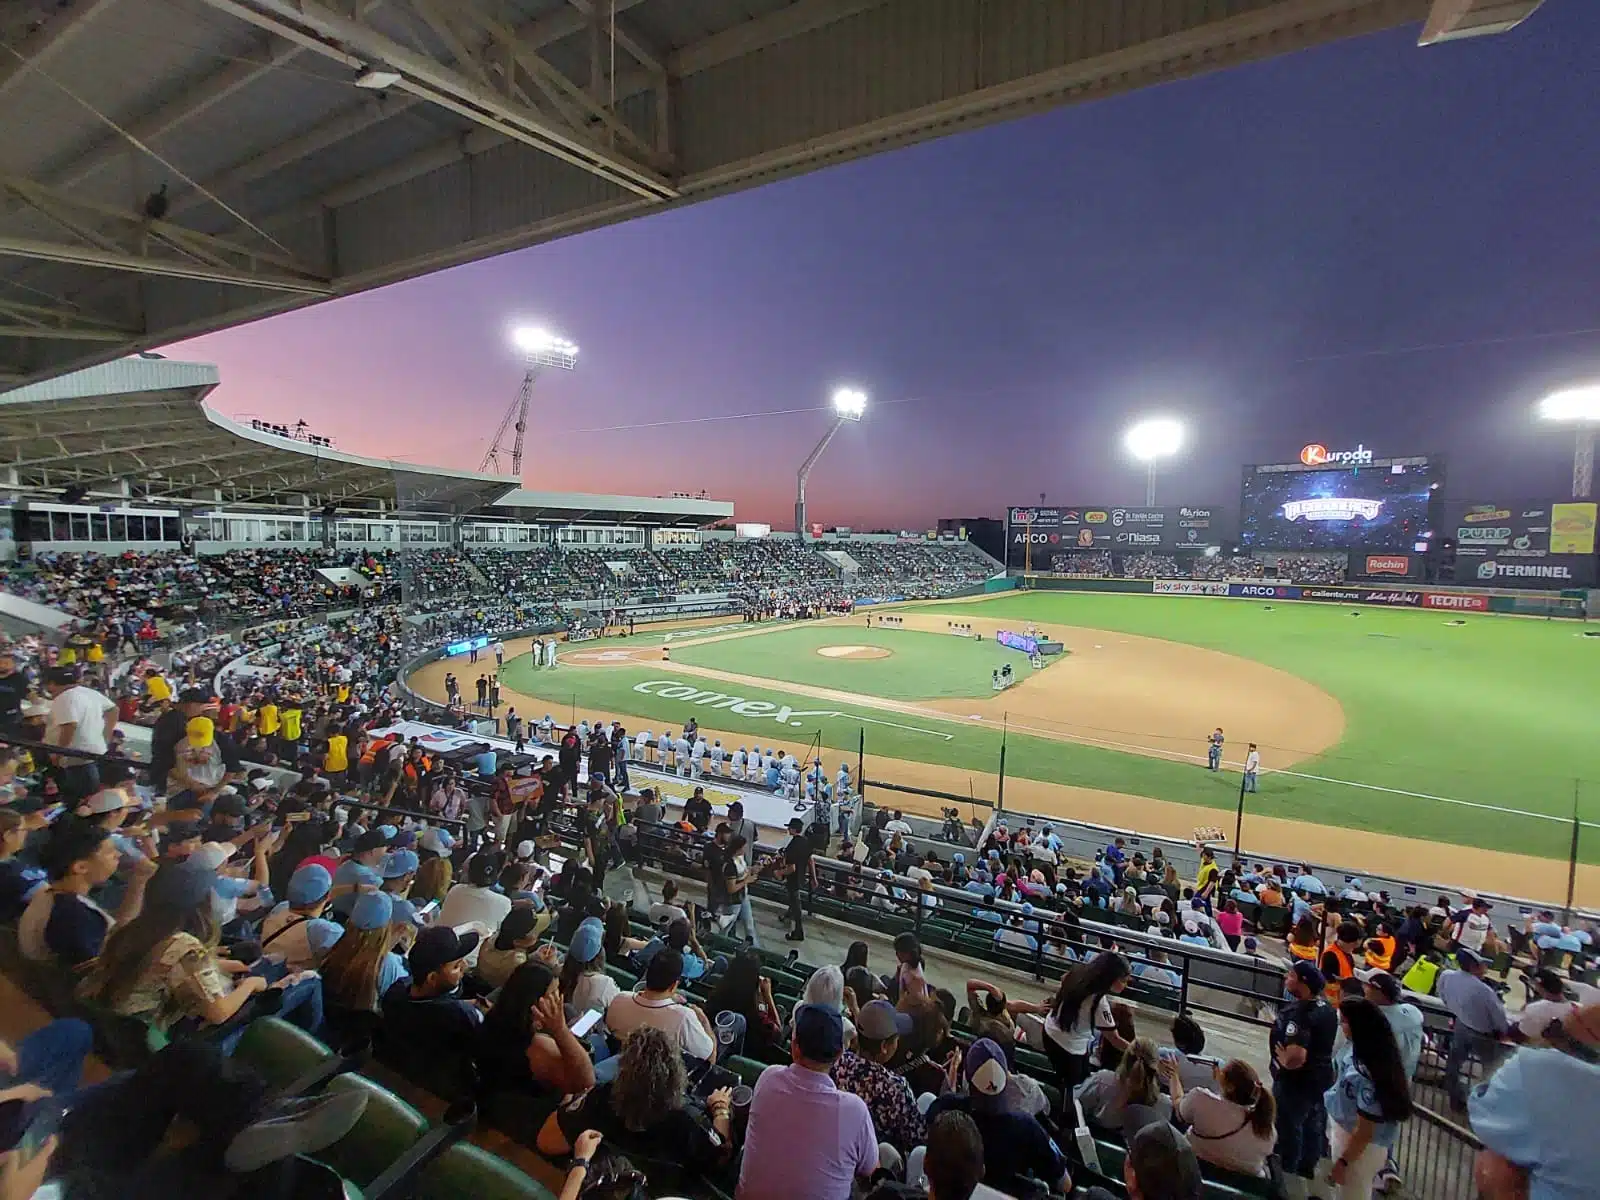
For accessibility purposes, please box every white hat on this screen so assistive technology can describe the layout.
[82,788,135,815]
[195,842,236,870]
[515,840,536,861]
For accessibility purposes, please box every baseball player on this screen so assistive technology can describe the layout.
[730,745,746,778]
[675,731,692,776]
[659,730,673,768]
[710,739,725,775]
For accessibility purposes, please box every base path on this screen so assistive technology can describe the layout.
[408,635,1599,905]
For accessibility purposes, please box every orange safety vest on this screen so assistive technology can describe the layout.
[1326,944,1356,979]
[1365,936,1396,971]
[1288,940,1320,962]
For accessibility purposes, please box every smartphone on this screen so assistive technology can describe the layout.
[416,899,440,918]
[39,803,67,823]
[21,1100,69,1156]
[570,1009,603,1038]
[287,811,312,823]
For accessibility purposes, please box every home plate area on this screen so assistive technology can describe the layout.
[815,644,892,660]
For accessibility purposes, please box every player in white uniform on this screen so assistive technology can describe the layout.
[709,740,725,775]
[539,714,555,742]
[636,729,653,763]
[578,719,591,741]
[780,759,800,800]
[676,734,692,777]
[545,638,558,668]
[658,731,673,768]
[730,746,746,778]
[761,748,775,776]
[694,738,711,777]
[835,762,851,800]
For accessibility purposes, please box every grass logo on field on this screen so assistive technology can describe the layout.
[633,679,840,727]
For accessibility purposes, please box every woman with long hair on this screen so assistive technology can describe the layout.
[319,892,406,1013]
[80,860,321,1035]
[478,960,595,1097]
[1042,950,1131,1085]
[411,855,452,908]
[1288,915,1322,963]
[1326,998,1413,1198]
[559,917,618,1019]
[1164,1058,1278,1177]
[1075,1036,1170,1131]
[705,949,781,1059]
[536,1026,731,1191]
[602,902,649,962]
[842,940,870,976]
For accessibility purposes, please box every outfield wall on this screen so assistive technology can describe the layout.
[1015,574,1589,618]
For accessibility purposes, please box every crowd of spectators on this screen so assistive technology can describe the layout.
[1048,551,1114,577]
[1120,554,1181,580]
[1265,556,1347,584]
[844,542,992,588]
[1185,557,1266,582]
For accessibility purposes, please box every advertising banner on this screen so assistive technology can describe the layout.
[1007,504,1218,566]
[1154,579,1229,596]
[1228,583,1302,600]
[1550,502,1597,555]
[1449,501,1566,559]
[996,630,1041,654]
[1227,583,1425,607]
[1362,554,1412,576]
[1424,592,1490,612]
[1462,556,1596,587]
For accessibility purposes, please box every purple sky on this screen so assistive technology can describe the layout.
[166,5,1600,531]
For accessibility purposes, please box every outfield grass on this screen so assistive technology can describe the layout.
[672,624,1030,700]
[492,595,1600,862]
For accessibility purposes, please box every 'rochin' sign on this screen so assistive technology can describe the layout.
[632,680,839,727]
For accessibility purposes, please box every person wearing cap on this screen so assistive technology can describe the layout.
[380,925,485,1079]
[475,904,552,989]
[1468,1002,1600,1200]
[259,864,343,972]
[1270,961,1339,1187]
[321,892,410,1013]
[1361,972,1424,1078]
[330,827,392,920]
[81,857,322,1038]
[1437,947,1511,1110]
[776,816,816,943]
[605,945,717,1061]
[832,999,925,1153]
[149,686,220,794]
[1516,969,1578,1046]
[380,849,428,933]
[417,825,456,861]
[435,853,512,964]
[167,715,237,802]
[926,1038,1071,1196]
[738,1002,880,1199]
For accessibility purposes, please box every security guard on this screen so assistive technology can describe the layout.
[1270,962,1339,1188]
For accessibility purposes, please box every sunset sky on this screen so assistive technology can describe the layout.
[167,2,1600,531]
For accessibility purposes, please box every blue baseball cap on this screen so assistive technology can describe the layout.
[350,891,394,931]
[287,864,333,906]
[965,1038,1010,1100]
[419,827,455,855]
[382,850,419,879]
[377,824,399,842]
[793,1002,845,1062]
[569,917,604,962]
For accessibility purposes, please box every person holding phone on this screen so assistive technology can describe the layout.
[477,961,594,1097]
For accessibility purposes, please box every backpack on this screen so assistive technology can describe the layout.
[1401,956,1440,996]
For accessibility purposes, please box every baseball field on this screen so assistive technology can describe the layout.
[408,593,1600,904]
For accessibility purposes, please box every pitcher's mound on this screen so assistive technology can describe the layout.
[817,644,891,660]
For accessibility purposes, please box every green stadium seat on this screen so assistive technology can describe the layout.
[726,1055,767,1086]
[412,1144,556,1200]
[310,1074,430,1189]
[604,964,639,990]
[232,1017,338,1093]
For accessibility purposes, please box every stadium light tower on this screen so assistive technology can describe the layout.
[480,326,579,476]
[1537,384,1600,498]
[795,387,867,536]
[1123,416,1185,506]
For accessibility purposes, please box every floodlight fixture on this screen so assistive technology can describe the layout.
[354,68,402,90]
[796,385,870,535]
[511,326,580,369]
[479,323,580,476]
[1122,416,1186,505]
[1536,383,1600,498]
[832,387,867,421]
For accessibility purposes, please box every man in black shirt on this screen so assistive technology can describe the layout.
[778,817,814,943]
[381,925,484,1098]
[682,787,713,832]
[702,823,734,915]
[0,650,30,736]
[1269,961,1339,1186]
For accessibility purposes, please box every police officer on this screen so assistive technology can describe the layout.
[1270,961,1339,1189]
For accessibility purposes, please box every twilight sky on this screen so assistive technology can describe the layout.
[166,2,1600,532]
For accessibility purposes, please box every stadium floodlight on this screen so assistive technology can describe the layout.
[1123,416,1185,506]
[480,324,580,476]
[1536,383,1600,498]
[796,386,869,536]
[832,387,867,421]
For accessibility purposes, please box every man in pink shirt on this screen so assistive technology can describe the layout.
[736,1004,879,1199]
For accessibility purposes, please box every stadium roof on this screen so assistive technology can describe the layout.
[492,488,731,526]
[0,354,735,521]
[0,0,1541,389]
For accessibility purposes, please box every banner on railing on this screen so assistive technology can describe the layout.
[1153,579,1228,596]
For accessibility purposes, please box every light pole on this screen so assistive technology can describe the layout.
[480,326,579,476]
[1537,384,1600,499]
[795,387,867,536]
[1123,417,1185,506]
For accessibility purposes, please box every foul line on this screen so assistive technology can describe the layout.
[849,713,955,740]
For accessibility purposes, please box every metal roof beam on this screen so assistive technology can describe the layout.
[0,234,332,293]
[0,0,122,102]
[669,0,888,76]
[565,0,663,74]
[198,0,675,201]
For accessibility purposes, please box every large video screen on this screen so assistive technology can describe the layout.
[1240,463,1436,551]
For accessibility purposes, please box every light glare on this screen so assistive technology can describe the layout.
[832,387,868,419]
[1537,385,1600,424]
[511,326,579,358]
[1124,416,1185,462]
